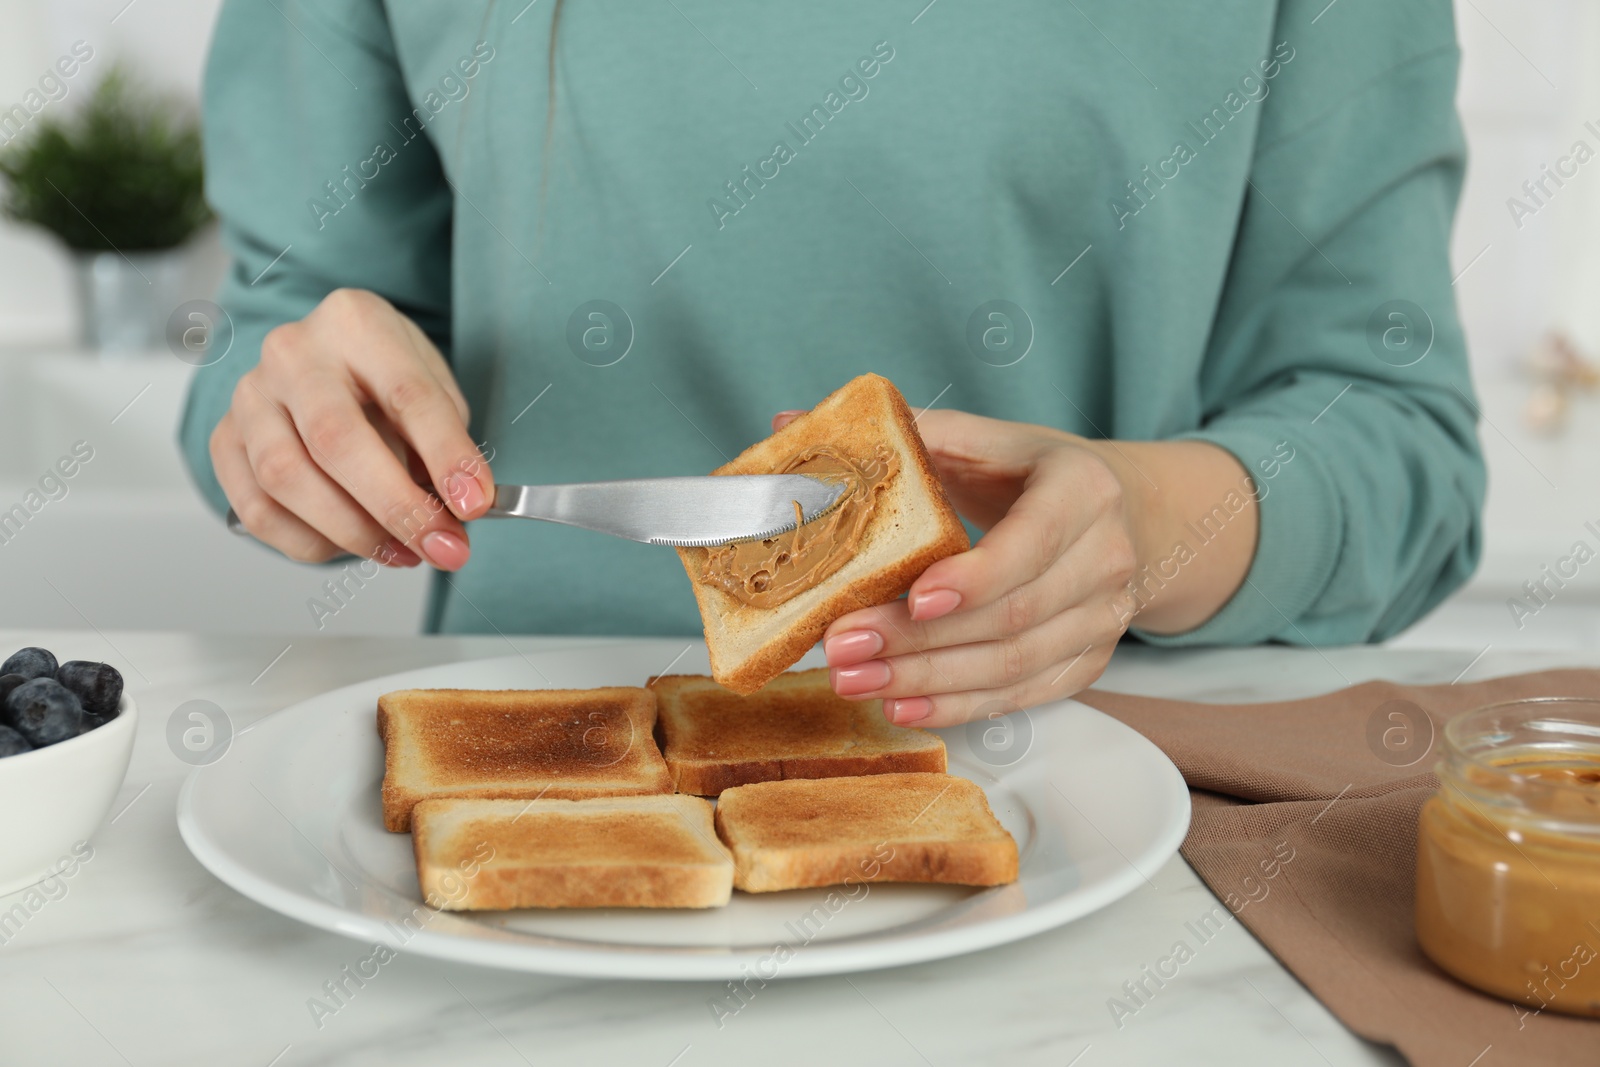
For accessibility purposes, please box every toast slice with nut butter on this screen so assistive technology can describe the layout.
[676,374,969,695]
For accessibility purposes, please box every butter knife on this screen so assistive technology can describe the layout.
[484,475,846,547]
[226,475,846,548]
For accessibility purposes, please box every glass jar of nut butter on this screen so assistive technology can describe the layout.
[1415,698,1600,1018]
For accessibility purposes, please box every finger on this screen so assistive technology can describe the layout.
[911,407,1055,477]
[905,451,1125,621]
[399,313,471,425]
[771,409,808,433]
[337,310,491,520]
[823,515,1135,665]
[248,370,472,570]
[349,357,491,520]
[233,383,421,566]
[881,643,1116,729]
[829,596,1124,701]
[212,412,345,564]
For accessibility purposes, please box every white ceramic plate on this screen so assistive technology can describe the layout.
[176,640,1189,980]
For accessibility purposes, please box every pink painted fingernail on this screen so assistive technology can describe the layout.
[443,473,486,517]
[420,530,470,571]
[885,697,933,725]
[909,588,961,621]
[831,660,891,696]
[824,630,883,666]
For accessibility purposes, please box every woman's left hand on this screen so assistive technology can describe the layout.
[777,408,1141,727]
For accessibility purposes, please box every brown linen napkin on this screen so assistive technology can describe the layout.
[1077,669,1600,1067]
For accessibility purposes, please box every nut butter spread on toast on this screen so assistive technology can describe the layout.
[696,444,899,608]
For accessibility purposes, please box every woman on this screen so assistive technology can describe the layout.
[182,0,1483,727]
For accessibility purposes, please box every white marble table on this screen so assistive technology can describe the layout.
[0,630,1581,1067]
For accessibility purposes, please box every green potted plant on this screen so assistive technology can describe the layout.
[0,66,210,353]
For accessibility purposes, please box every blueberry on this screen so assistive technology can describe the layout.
[0,674,26,706]
[57,661,123,718]
[5,678,83,747]
[0,725,30,757]
[1,647,57,681]
[79,712,108,735]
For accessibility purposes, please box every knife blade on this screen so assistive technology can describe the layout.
[485,475,848,547]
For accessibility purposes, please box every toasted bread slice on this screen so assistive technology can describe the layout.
[377,687,672,832]
[677,374,968,695]
[412,795,733,910]
[714,772,1019,892]
[650,668,946,795]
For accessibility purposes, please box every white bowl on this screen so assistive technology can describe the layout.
[0,693,137,896]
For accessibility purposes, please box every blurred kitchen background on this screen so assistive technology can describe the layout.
[0,0,1598,649]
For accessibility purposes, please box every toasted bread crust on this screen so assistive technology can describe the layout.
[722,837,1019,893]
[714,773,1020,892]
[378,687,672,832]
[650,669,946,795]
[677,375,969,695]
[412,796,732,910]
[426,862,732,910]
[670,749,950,798]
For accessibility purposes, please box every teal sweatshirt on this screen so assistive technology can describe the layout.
[181,0,1484,645]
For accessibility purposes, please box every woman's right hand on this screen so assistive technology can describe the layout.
[210,288,493,570]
